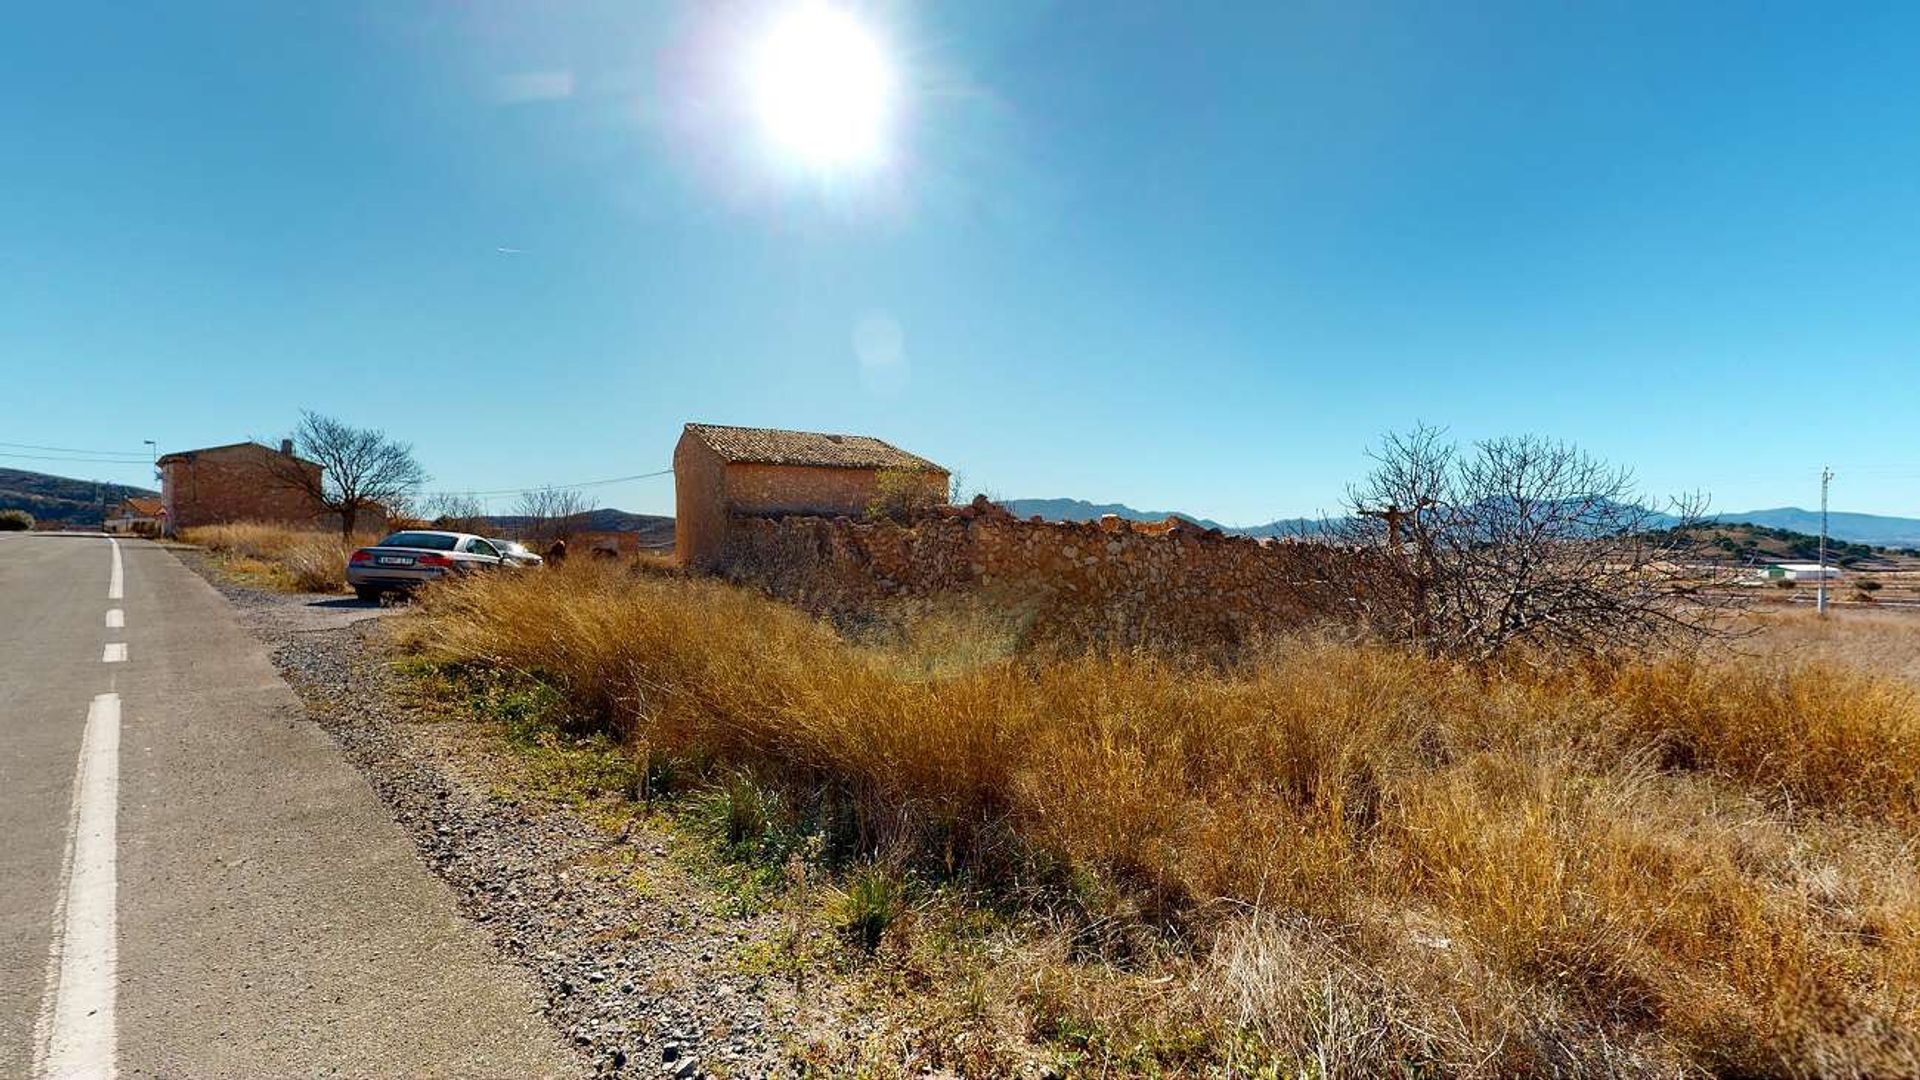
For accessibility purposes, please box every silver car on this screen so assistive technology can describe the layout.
[487,538,546,568]
[346,530,508,600]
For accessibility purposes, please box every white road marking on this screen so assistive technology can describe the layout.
[107,538,122,602]
[102,644,126,663]
[105,609,124,629]
[35,692,121,1080]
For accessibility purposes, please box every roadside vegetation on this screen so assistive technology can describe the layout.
[0,508,33,530]
[182,521,373,593]
[399,561,1920,1077]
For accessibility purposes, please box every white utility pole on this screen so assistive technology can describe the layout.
[1817,466,1833,616]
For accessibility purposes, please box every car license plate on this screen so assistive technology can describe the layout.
[378,556,412,566]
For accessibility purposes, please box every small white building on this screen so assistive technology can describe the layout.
[1758,562,1844,582]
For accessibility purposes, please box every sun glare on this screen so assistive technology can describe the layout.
[745,4,897,172]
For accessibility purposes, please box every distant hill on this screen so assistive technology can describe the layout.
[473,509,674,548]
[1707,508,1920,549]
[1666,521,1899,566]
[1007,496,1920,548]
[0,467,156,529]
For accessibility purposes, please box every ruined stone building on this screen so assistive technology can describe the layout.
[673,422,949,568]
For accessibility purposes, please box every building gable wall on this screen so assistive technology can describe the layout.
[161,444,326,532]
[673,433,730,569]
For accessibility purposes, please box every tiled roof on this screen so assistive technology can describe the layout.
[683,423,946,472]
[122,497,164,516]
[157,440,319,467]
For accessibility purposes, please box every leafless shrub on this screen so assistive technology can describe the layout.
[420,491,488,533]
[1328,426,1744,660]
[513,485,590,542]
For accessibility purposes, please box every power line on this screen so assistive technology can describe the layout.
[4,438,671,491]
[417,468,673,500]
[0,450,152,465]
[0,440,151,456]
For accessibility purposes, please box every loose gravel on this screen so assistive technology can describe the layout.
[174,552,835,1078]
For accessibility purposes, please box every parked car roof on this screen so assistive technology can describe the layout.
[376,530,485,551]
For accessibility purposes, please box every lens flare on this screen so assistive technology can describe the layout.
[745,4,897,172]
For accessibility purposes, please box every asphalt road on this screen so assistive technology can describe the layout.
[1,533,578,1079]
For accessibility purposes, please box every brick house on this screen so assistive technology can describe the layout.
[156,440,333,533]
[673,422,949,569]
[103,496,166,536]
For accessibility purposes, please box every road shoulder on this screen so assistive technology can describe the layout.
[116,541,583,1079]
[169,548,813,1079]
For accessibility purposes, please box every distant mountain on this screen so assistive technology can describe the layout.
[1008,497,1920,548]
[1004,498,1335,538]
[1002,498,1228,531]
[0,467,156,529]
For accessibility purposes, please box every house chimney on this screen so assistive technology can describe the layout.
[280,438,294,456]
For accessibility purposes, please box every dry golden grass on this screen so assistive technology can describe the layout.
[1747,605,1920,685]
[182,521,373,593]
[403,564,1920,1076]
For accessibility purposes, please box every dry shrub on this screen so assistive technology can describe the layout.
[1604,657,1920,819]
[1202,909,1669,1077]
[404,566,1920,1075]
[182,521,373,593]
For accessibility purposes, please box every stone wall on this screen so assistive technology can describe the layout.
[719,499,1378,651]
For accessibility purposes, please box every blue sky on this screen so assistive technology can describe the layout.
[4,1,1917,523]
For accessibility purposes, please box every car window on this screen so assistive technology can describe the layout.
[465,538,500,557]
[379,532,458,551]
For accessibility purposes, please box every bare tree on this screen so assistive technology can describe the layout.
[513,485,591,542]
[270,411,429,537]
[1331,426,1741,660]
[422,492,487,533]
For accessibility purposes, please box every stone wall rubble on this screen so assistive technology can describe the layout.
[719,497,1380,649]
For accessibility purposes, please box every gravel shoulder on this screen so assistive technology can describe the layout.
[171,549,841,1079]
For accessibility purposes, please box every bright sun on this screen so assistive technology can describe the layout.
[745,4,897,172]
